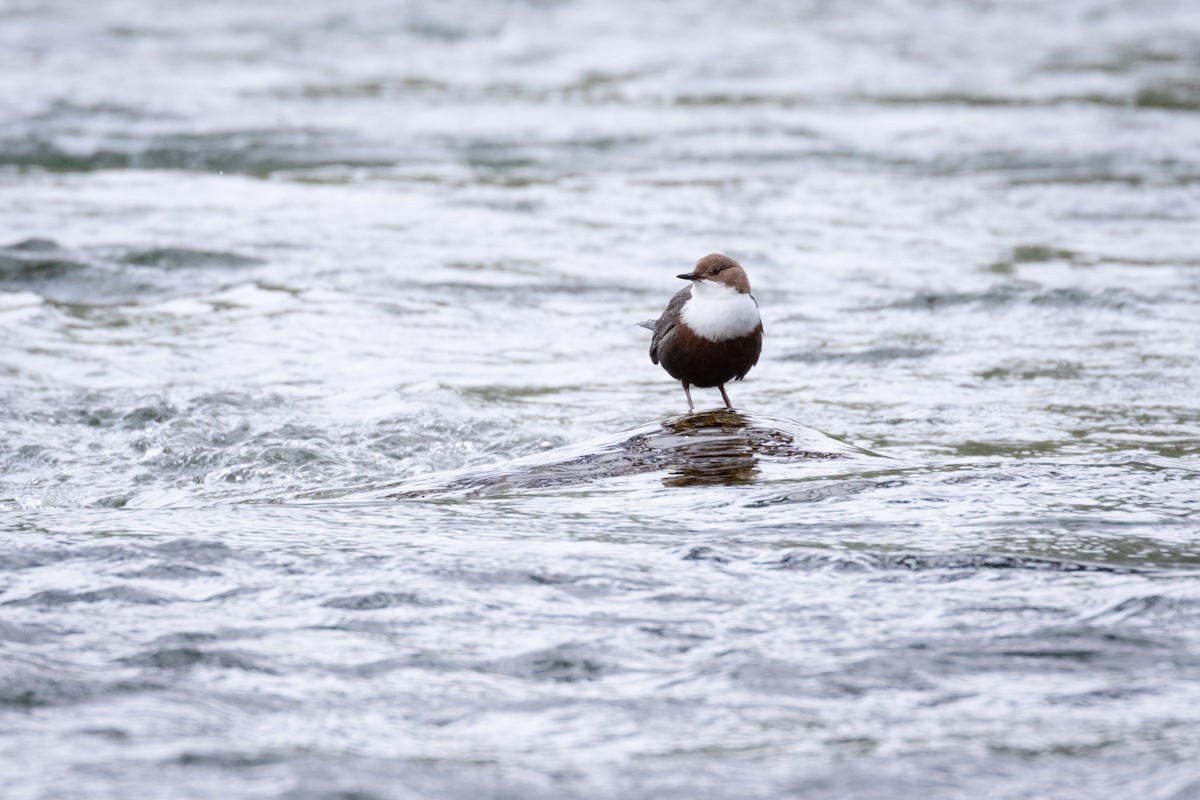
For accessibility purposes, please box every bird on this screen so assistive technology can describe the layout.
[639,254,763,412]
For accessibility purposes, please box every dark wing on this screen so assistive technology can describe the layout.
[733,322,764,380]
[733,294,763,381]
[649,285,692,365]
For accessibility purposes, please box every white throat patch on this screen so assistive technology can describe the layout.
[680,280,760,342]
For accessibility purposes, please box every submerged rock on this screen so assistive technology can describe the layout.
[305,411,875,501]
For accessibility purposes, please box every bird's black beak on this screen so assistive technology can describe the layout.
[676,273,695,280]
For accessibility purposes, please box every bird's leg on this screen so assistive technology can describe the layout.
[682,381,694,412]
[718,384,733,410]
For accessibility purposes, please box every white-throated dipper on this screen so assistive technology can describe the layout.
[640,253,763,412]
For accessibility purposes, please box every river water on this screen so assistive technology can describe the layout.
[3,1,1200,798]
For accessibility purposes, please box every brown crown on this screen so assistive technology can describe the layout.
[679,253,751,293]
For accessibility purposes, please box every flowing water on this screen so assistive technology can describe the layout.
[3,1,1200,797]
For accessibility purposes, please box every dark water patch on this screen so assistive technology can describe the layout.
[260,444,328,467]
[174,750,288,768]
[0,656,163,709]
[649,591,741,606]
[770,550,1153,575]
[557,575,665,599]
[0,664,100,708]
[1045,684,1160,707]
[0,242,90,282]
[1135,82,1200,111]
[0,549,57,571]
[0,255,84,283]
[74,403,122,429]
[125,647,275,673]
[0,542,147,571]
[673,92,815,108]
[404,15,483,43]
[989,243,1079,272]
[432,567,574,589]
[738,652,938,699]
[978,361,1084,381]
[862,91,1135,108]
[26,99,180,122]
[947,627,1186,674]
[119,247,264,269]
[116,563,223,580]
[1030,288,1141,310]
[150,538,237,564]
[3,586,177,607]
[874,284,1147,313]
[203,587,267,602]
[149,631,220,646]
[873,284,1022,311]
[376,646,540,680]
[482,642,617,684]
[457,384,575,405]
[333,653,456,679]
[681,545,733,563]
[0,620,65,644]
[283,789,388,800]
[1004,171,1197,187]
[13,443,50,460]
[254,425,331,459]
[322,591,439,610]
[146,627,273,649]
[838,142,1184,183]
[1092,254,1200,268]
[1,391,132,431]
[450,194,544,215]
[122,401,178,428]
[311,619,407,636]
[636,623,714,651]
[277,77,452,100]
[4,237,61,252]
[0,129,397,176]
[1012,244,1079,263]
[79,727,132,741]
[271,71,652,105]
[0,241,169,304]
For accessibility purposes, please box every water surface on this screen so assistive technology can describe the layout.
[2,1,1200,798]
